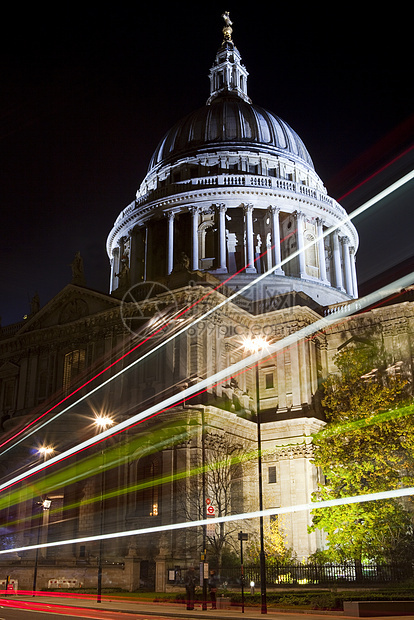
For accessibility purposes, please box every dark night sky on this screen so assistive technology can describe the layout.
[1,4,413,326]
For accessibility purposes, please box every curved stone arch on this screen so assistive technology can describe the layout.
[304,230,319,278]
[128,450,162,519]
[198,218,216,268]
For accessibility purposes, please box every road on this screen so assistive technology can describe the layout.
[0,598,171,619]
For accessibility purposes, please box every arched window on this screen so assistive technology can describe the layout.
[136,455,161,518]
[63,349,85,393]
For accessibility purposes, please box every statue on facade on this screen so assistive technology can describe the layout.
[70,251,86,286]
[30,292,40,315]
[173,252,190,272]
[116,257,130,290]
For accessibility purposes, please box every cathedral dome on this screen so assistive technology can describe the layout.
[107,15,359,309]
[148,93,314,173]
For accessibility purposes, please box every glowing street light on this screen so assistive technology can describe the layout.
[94,415,114,430]
[93,414,114,603]
[38,446,54,460]
[242,335,268,615]
[241,335,270,355]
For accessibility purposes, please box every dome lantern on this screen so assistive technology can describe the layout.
[207,12,251,105]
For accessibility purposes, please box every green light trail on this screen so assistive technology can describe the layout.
[313,400,414,440]
[1,439,263,531]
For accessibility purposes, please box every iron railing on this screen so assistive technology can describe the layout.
[169,562,414,587]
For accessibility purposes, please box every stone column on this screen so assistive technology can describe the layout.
[332,231,344,291]
[110,246,120,293]
[341,236,353,296]
[350,246,358,298]
[269,206,284,274]
[295,211,306,278]
[316,218,328,283]
[244,204,257,273]
[128,227,139,285]
[216,203,228,273]
[189,207,200,271]
[166,211,175,275]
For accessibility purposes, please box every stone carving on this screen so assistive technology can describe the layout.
[116,257,130,290]
[173,252,190,272]
[59,298,89,324]
[70,251,86,286]
[30,292,40,315]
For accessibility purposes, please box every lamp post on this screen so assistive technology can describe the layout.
[201,408,208,611]
[242,336,268,614]
[94,415,114,603]
[32,498,51,596]
[32,446,54,596]
[238,531,248,614]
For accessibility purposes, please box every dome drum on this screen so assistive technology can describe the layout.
[108,200,357,306]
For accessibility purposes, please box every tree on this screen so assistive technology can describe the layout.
[246,516,294,565]
[178,432,254,569]
[309,341,414,563]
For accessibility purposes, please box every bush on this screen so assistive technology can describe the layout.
[311,592,342,610]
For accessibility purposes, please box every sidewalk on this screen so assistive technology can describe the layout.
[5,594,414,620]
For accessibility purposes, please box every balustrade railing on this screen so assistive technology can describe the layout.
[126,174,344,221]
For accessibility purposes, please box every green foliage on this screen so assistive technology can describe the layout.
[246,517,295,565]
[310,341,414,562]
[219,546,240,568]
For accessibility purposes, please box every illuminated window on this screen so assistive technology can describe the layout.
[137,455,161,517]
[63,349,85,393]
[148,458,160,517]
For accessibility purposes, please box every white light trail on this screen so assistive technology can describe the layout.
[1,270,414,494]
[0,171,413,468]
[1,486,413,556]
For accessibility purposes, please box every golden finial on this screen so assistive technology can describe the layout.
[221,11,233,43]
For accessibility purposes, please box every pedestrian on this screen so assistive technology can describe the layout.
[208,569,218,610]
[184,565,196,610]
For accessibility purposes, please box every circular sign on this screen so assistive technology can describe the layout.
[120,281,179,339]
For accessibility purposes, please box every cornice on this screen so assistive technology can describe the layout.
[0,307,127,357]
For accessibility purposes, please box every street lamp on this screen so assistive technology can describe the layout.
[32,498,51,596]
[93,414,114,603]
[242,336,268,615]
[32,446,54,596]
[238,531,249,614]
[38,446,54,460]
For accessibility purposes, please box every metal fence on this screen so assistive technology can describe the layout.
[218,563,414,586]
[168,563,414,587]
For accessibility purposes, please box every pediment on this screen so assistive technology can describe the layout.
[16,284,122,335]
[0,360,20,378]
[337,335,374,351]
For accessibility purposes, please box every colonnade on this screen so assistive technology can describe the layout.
[110,204,358,299]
